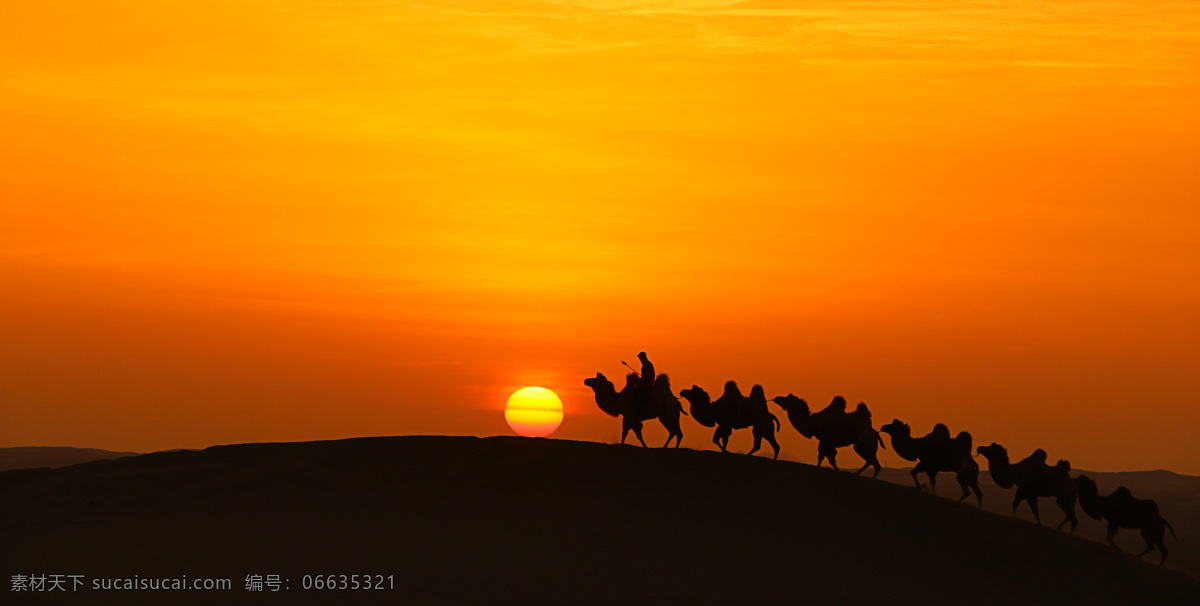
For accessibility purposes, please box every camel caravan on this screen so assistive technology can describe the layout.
[583,353,1179,565]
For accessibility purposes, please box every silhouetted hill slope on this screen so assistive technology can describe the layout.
[0,446,140,471]
[877,467,1200,579]
[2,436,1197,605]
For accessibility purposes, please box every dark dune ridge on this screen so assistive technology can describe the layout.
[2,436,1197,605]
[0,446,140,472]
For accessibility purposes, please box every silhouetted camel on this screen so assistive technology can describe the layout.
[975,443,1078,532]
[679,381,781,459]
[878,420,982,506]
[770,395,884,477]
[584,372,685,448]
[1073,475,1176,564]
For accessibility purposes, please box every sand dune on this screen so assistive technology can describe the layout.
[2,436,1197,605]
[0,447,140,472]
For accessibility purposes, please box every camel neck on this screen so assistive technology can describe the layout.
[1075,484,1105,519]
[887,432,921,462]
[985,456,1015,488]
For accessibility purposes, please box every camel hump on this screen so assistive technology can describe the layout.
[931,423,951,440]
[816,396,847,417]
[855,402,870,416]
[949,431,972,457]
[1055,459,1071,472]
[955,431,973,448]
[722,381,743,398]
[1030,448,1048,465]
[652,373,671,391]
[830,396,847,414]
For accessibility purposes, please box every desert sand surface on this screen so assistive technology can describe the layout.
[2,436,1197,605]
[0,447,140,472]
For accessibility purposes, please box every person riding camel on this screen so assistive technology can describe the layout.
[637,352,655,390]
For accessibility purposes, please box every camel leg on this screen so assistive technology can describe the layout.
[1136,528,1157,560]
[1011,491,1023,516]
[1107,523,1122,552]
[1056,493,1078,533]
[852,439,879,477]
[927,471,938,495]
[633,426,648,448]
[767,434,780,460]
[712,428,727,452]
[1027,496,1041,525]
[962,464,983,507]
[621,426,630,445]
[748,434,763,456]
[819,444,839,471]
[910,467,923,490]
[674,430,683,448]
[660,416,682,448]
[1153,529,1169,565]
[1055,503,1077,532]
[957,475,971,503]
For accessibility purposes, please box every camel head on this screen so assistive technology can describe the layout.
[879,419,910,437]
[1074,475,1098,494]
[679,385,709,405]
[583,372,613,393]
[975,442,1007,462]
[770,394,808,414]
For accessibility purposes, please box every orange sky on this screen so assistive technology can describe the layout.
[2,1,1198,473]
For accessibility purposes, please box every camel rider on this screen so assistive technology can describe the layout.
[637,352,655,390]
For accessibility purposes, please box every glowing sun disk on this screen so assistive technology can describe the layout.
[505,386,563,437]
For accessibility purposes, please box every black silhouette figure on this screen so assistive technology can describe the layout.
[584,372,685,448]
[679,382,781,459]
[878,419,983,506]
[976,443,1078,531]
[770,395,884,477]
[637,352,655,390]
[1073,475,1177,564]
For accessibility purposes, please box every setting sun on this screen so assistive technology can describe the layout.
[504,387,564,438]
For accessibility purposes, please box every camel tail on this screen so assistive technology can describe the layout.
[1165,518,1177,541]
[680,408,689,416]
[876,430,886,450]
[771,413,780,431]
